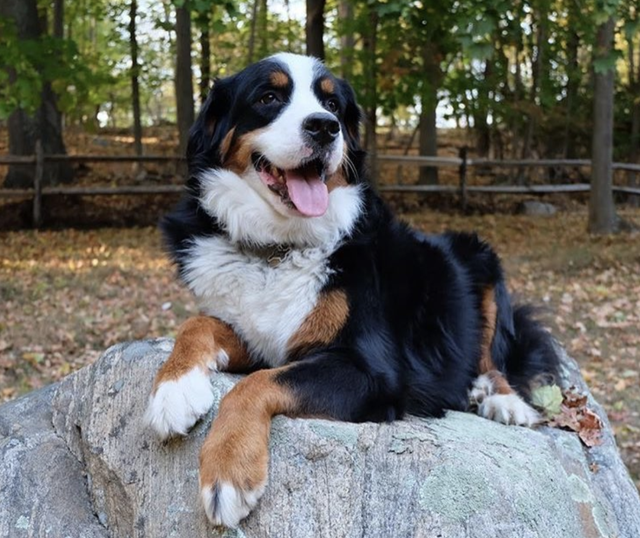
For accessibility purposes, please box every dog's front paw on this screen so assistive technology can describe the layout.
[145,367,214,439]
[201,480,266,528]
[199,423,269,527]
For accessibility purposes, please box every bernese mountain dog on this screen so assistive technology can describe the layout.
[145,53,559,528]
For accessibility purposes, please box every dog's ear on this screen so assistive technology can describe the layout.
[336,78,366,184]
[187,77,231,168]
[337,78,362,153]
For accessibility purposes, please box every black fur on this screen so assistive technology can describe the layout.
[162,55,559,425]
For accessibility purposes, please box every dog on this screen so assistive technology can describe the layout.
[145,52,559,528]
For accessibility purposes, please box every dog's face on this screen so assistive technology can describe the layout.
[188,53,365,247]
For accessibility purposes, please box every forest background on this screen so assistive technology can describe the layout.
[1,0,640,492]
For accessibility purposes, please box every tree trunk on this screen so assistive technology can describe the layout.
[199,11,211,103]
[627,26,640,207]
[562,26,580,159]
[175,4,195,155]
[629,101,640,207]
[339,0,354,79]
[510,31,524,161]
[258,0,268,59]
[1,0,72,188]
[305,0,325,60]
[130,0,143,157]
[474,60,492,158]
[418,102,438,185]
[589,17,618,234]
[517,6,547,183]
[53,0,65,131]
[247,0,259,63]
[53,0,64,39]
[418,41,440,185]
[362,5,378,189]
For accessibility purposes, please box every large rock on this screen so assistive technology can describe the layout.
[1,339,639,538]
[517,200,558,216]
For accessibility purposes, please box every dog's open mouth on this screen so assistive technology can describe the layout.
[252,154,329,217]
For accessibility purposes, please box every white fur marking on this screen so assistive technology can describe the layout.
[145,368,214,439]
[478,393,541,427]
[201,481,266,528]
[469,373,494,406]
[199,168,362,248]
[182,235,339,366]
[216,349,230,370]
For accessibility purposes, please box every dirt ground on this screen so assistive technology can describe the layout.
[1,208,639,490]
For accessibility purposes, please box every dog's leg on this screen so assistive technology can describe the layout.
[199,367,293,528]
[200,353,398,527]
[145,316,250,439]
[470,287,540,427]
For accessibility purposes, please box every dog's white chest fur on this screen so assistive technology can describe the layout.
[182,236,332,366]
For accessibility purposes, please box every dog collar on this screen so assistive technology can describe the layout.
[239,243,293,267]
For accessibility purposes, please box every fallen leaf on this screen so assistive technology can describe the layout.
[531,384,563,417]
[548,388,604,448]
[578,409,604,447]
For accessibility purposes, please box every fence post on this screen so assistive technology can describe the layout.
[33,140,43,228]
[458,146,468,212]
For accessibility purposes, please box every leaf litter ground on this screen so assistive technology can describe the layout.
[1,208,639,490]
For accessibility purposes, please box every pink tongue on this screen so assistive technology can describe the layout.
[285,170,329,217]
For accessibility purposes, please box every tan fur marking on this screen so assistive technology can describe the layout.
[219,126,236,160]
[287,289,349,356]
[326,168,348,192]
[324,142,350,192]
[476,287,516,396]
[224,130,263,173]
[153,316,250,390]
[320,77,335,94]
[486,370,516,395]
[270,71,289,88]
[199,367,296,491]
[478,286,498,375]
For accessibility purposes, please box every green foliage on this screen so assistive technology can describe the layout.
[0,17,99,120]
[594,50,624,74]
[0,18,43,117]
[3,0,639,159]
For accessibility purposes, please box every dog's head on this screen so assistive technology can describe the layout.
[187,53,365,247]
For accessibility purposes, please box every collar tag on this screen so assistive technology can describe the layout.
[267,245,292,267]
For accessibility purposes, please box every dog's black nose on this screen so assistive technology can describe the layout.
[302,113,340,147]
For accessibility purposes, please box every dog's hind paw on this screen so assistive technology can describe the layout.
[478,393,540,427]
[201,481,266,528]
[469,373,494,406]
[144,367,214,439]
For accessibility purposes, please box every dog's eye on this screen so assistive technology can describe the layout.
[324,98,339,113]
[259,92,278,105]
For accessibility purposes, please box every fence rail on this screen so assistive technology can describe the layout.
[1,144,639,227]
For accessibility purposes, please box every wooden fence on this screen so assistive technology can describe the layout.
[1,142,640,227]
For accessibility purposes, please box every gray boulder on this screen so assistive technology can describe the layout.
[517,200,558,216]
[1,338,639,538]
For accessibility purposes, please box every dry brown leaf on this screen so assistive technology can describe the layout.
[547,388,604,448]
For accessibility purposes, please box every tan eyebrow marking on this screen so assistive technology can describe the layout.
[270,71,290,88]
[320,77,335,94]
